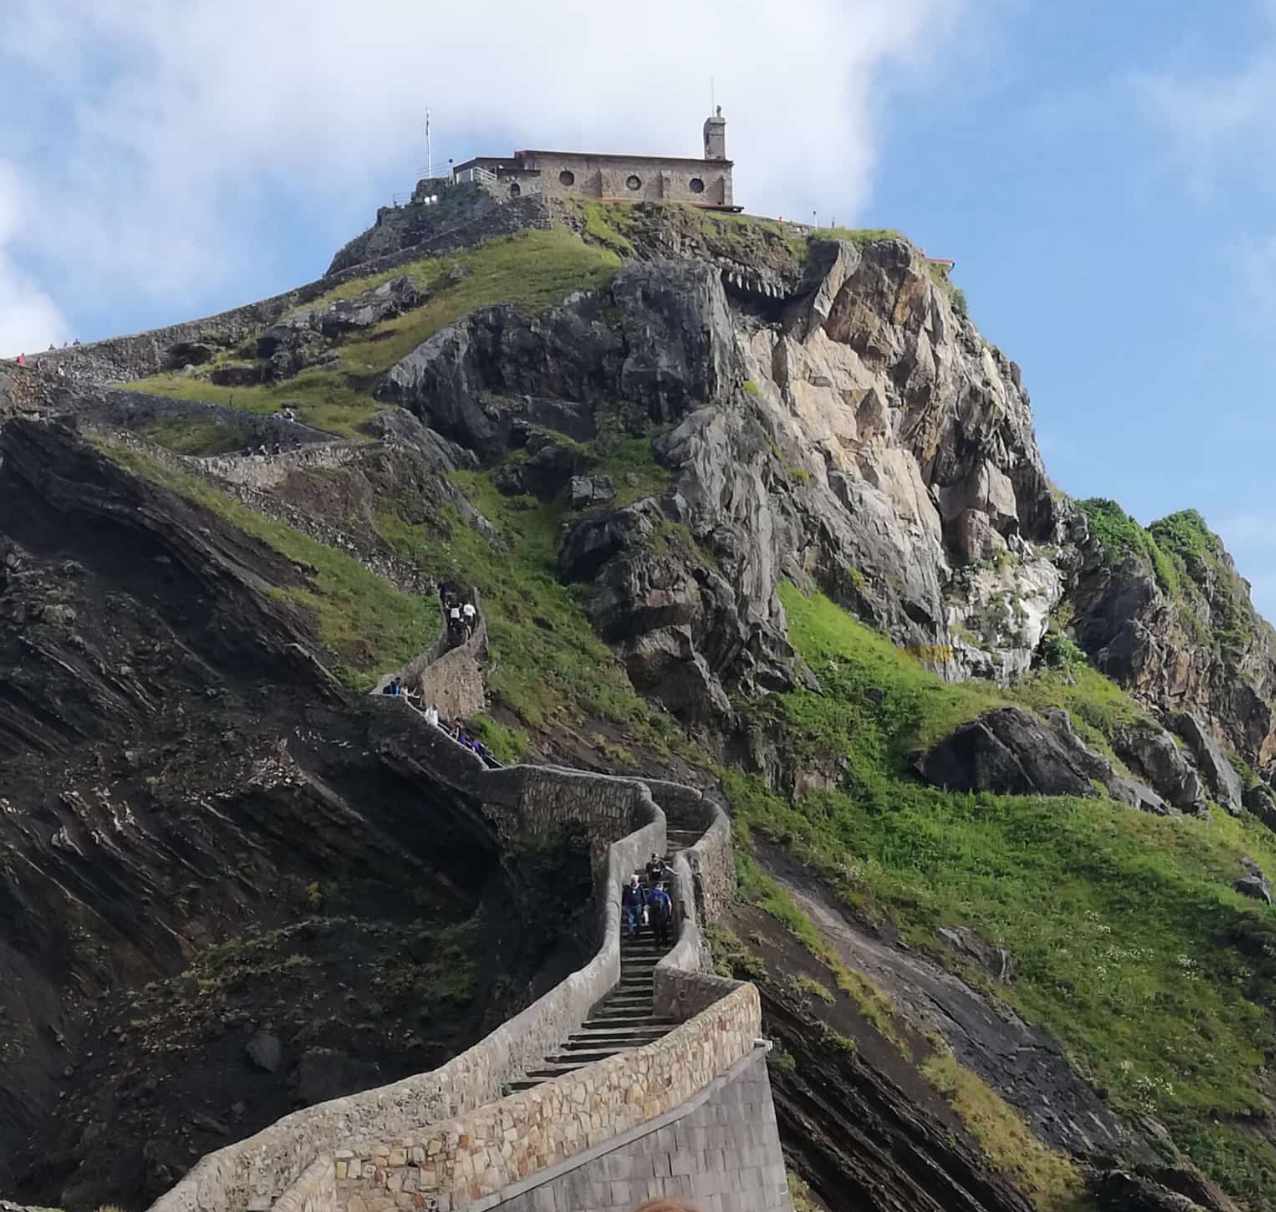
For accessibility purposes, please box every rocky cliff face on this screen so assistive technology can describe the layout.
[374,226,1074,724]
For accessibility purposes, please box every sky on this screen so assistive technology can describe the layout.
[3,1,1276,613]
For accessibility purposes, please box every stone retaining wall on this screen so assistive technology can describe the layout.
[389,590,487,721]
[196,441,366,489]
[334,984,762,1212]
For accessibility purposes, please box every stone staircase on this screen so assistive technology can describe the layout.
[508,851,688,1093]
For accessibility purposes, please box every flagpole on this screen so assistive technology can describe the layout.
[426,109,432,180]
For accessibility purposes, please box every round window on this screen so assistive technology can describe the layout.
[689,177,705,194]
[626,174,642,191]
[508,182,521,198]
[559,169,576,186]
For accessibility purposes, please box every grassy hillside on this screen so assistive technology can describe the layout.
[729,585,1276,1204]
[130,229,622,440]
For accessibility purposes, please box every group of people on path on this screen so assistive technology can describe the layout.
[438,582,478,647]
[622,853,676,946]
[380,676,501,767]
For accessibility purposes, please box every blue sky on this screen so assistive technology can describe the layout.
[3,1,1276,614]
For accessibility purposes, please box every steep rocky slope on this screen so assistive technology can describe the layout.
[6,195,1276,1211]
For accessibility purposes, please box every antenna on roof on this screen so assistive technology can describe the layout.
[426,108,432,180]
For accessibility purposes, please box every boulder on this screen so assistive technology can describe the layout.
[1243,781,1276,830]
[916,706,1167,812]
[1170,713,1243,814]
[245,1029,283,1073]
[569,474,616,509]
[1234,874,1272,904]
[559,499,664,582]
[1112,720,1208,813]
[316,275,419,338]
[916,707,1097,798]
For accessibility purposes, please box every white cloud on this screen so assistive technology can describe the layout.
[1134,5,1276,195]
[0,162,69,356]
[0,0,964,352]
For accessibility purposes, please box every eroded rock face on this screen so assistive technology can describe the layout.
[1112,720,1209,813]
[1172,713,1244,814]
[368,236,1075,721]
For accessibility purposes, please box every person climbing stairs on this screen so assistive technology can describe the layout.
[507,854,683,1092]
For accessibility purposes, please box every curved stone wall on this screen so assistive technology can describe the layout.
[147,751,667,1212]
[334,984,762,1212]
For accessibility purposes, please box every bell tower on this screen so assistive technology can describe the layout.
[703,106,727,161]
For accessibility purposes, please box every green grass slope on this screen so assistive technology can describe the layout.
[131,229,621,440]
[728,585,1276,1204]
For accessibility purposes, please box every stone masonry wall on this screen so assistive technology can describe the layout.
[644,780,734,929]
[493,1051,788,1212]
[333,984,763,1212]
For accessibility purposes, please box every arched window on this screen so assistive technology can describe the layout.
[688,177,705,194]
[559,169,576,186]
[508,182,521,198]
[626,174,642,191]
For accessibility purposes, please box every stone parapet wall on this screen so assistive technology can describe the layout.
[645,781,734,931]
[334,984,762,1212]
[195,441,366,489]
[493,1051,788,1212]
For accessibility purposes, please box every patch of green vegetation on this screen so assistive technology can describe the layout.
[1078,497,1181,597]
[706,923,767,981]
[94,440,431,689]
[141,415,246,456]
[808,225,905,245]
[131,229,622,439]
[574,200,639,257]
[740,584,1276,1205]
[791,973,836,1005]
[742,378,760,396]
[1149,510,1256,657]
[921,1048,1084,1211]
[787,1171,822,1212]
[468,714,531,764]
[371,471,672,737]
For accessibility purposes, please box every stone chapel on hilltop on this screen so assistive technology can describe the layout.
[439,109,737,210]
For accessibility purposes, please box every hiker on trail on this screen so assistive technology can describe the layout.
[16,353,24,366]
[448,602,463,643]
[382,676,402,697]
[424,703,440,727]
[645,852,663,884]
[438,581,453,604]
[622,874,647,940]
[462,601,477,637]
[648,882,674,947]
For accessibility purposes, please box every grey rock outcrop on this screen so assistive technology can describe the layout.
[1112,720,1208,813]
[916,706,1166,811]
[1171,713,1244,814]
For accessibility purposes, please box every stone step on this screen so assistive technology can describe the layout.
[583,1014,674,1029]
[525,1061,597,1079]
[546,1046,630,1064]
[568,1033,666,1049]
[600,995,653,1009]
